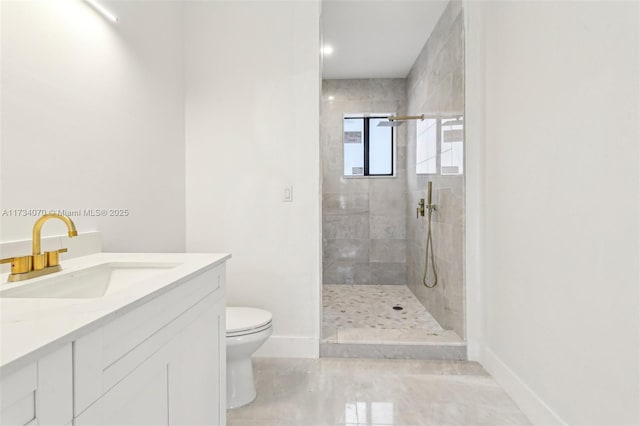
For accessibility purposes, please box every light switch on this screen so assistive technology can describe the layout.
[283,186,293,202]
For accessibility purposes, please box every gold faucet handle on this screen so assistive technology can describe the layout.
[1,255,33,274]
[45,248,68,268]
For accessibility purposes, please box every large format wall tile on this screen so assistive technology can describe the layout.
[370,262,407,286]
[369,189,406,216]
[370,239,406,263]
[370,215,406,240]
[323,261,371,285]
[323,214,370,240]
[406,1,465,338]
[323,239,370,263]
[322,79,408,285]
[323,193,369,215]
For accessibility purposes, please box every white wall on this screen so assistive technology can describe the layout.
[185,1,321,357]
[465,1,640,424]
[0,0,185,252]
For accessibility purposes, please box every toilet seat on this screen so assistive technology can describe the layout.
[226,307,272,337]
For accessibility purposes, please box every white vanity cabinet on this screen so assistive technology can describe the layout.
[0,255,227,426]
[0,344,73,426]
[74,263,226,426]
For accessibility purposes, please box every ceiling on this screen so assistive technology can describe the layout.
[321,0,448,80]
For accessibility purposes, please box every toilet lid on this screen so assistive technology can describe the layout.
[226,307,272,335]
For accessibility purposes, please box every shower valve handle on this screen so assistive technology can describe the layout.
[417,199,425,218]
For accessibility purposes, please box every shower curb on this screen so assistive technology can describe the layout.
[319,341,467,360]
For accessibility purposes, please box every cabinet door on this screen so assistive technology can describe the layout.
[103,368,167,426]
[74,264,224,417]
[0,363,36,426]
[168,297,225,426]
[75,293,226,426]
[74,348,169,426]
[1,344,72,426]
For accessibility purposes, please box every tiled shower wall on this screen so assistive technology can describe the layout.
[406,1,465,337]
[322,79,407,285]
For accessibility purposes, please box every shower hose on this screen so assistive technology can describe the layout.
[422,205,438,288]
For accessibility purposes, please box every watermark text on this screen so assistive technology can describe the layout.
[2,208,130,217]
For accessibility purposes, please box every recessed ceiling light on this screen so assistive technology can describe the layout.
[322,45,334,55]
[328,96,335,101]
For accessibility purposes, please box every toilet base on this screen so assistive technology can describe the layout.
[226,357,256,409]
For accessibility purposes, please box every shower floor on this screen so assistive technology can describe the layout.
[322,285,463,349]
[323,284,442,331]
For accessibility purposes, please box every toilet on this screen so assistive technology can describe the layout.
[226,307,272,409]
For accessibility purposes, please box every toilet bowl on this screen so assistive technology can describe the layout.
[226,307,272,409]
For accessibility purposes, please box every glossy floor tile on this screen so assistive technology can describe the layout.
[227,358,531,426]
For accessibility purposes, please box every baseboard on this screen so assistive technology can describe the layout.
[254,335,319,358]
[481,347,567,426]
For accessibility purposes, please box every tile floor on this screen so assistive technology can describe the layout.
[227,357,531,426]
[323,285,442,331]
[322,285,462,347]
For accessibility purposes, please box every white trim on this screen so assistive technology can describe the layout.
[481,347,567,426]
[254,335,319,358]
[462,0,485,363]
[637,3,640,423]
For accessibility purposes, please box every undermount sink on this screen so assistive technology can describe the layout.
[0,262,180,299]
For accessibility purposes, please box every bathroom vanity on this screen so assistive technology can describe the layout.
[0,252,230,426]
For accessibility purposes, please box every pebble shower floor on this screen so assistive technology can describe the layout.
[322,285,443,332]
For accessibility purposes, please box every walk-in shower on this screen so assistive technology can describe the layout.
[320,0,465,359]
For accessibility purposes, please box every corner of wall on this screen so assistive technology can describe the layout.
[462,0,485,363]
[464,2,640,424]
[462,4,564,423]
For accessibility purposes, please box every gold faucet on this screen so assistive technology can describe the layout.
[1,214,78,282]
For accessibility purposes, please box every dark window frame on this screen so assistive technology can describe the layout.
[344,116,394,177]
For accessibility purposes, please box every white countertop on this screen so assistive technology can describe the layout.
[0,252,231,376]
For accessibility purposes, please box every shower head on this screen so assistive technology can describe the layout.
[377,114,425,127]
[442,117,464,127]
[377,120,405,127]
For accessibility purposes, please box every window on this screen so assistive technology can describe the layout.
[415,116,464,176]
[343,115,394,176]
[416,118,438,174]
[440,117,464,175]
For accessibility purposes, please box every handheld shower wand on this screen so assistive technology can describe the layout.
[422,181,438,288]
